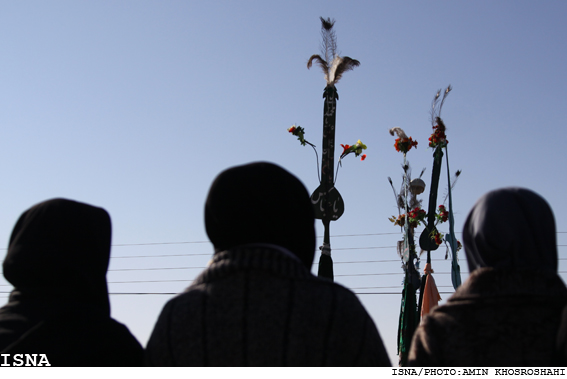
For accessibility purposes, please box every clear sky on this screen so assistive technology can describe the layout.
[1,1,566,366]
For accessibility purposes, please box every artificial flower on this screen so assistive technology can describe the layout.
[394,137,418,154]
[390,208,426,229]
[407,207,427,228]
[339,140,367,160]
[389,127,417,154]
[288,124,307,146]
[429,123,448,148]
[431,230,444,246]
[354,140,367,154]
[435,204,449,223]
[389,214,406,227]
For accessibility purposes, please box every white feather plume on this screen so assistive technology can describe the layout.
[307,17,359,86]
[389,127,408,140]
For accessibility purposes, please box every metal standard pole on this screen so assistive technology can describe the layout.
[317,85,338,281]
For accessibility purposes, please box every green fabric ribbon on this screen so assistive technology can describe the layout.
[444,146,462,289]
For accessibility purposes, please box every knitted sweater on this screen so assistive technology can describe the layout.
[145,245,391,366]
[409,267,567,366]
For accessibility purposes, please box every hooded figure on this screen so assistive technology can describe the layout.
[145,162,390,366]
[409,187,567,366]
[0,198,143,366]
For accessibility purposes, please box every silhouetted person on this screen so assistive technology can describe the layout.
[554,306,567,365]
[145,162,390,366]
[409,187,567,366]
[0,198,143,366]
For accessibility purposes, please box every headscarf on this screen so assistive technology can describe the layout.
[463,187,557,273]
[3,198,112,314]
[204,162,316,269]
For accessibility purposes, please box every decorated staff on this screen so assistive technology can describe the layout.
[388,88,463,366]
[416,88,448,321]
[288,17,362,281]
[387,127,422,367]
[419,86,462,294]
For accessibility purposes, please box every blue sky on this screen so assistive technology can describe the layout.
[1,1,566,365]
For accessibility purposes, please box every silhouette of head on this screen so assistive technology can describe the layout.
[205,162,316,269]
[3,198,112,313]
[463,187,557,273]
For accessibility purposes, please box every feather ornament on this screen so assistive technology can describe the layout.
[431,85,452,127]
[320,17,337,63]
[389,127,409,140]
[442,170,462,205]
[388,176,401,217]
[307,55,328,74]
[330,56,360,85]
[307,17,360,86]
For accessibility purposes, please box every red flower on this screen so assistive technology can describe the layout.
[434,233,443,245]
[360,154,367,161]
[288,126,296,134]
[431,230,444,245]
[436,204,449,223]
[405,207,426,228]
[340,144,351,157]
[429,124,448,148]
[394,137,418,154]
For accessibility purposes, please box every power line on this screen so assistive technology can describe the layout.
[109,266,206,272]
[355,292,456,295]
[3,246,567,263]
[1,231,567,251]
[0,269,467,278]
[109,248,396,260]
[0,233,397,251]
[4,256,567,276]
[321,233,400,238]
[110,244,566,258]
[0,291,456,297]
[102,291,461,296]
[112,253,212,259]
[0,291,447,297]
[333,246,396,250]
[112,241,209,246]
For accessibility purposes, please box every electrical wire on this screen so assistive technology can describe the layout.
[1,232,567,298]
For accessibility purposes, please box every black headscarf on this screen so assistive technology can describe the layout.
[3,198,112,314]
[0,198,143,366]
[205,162,316,269]
[463,187,557,273]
